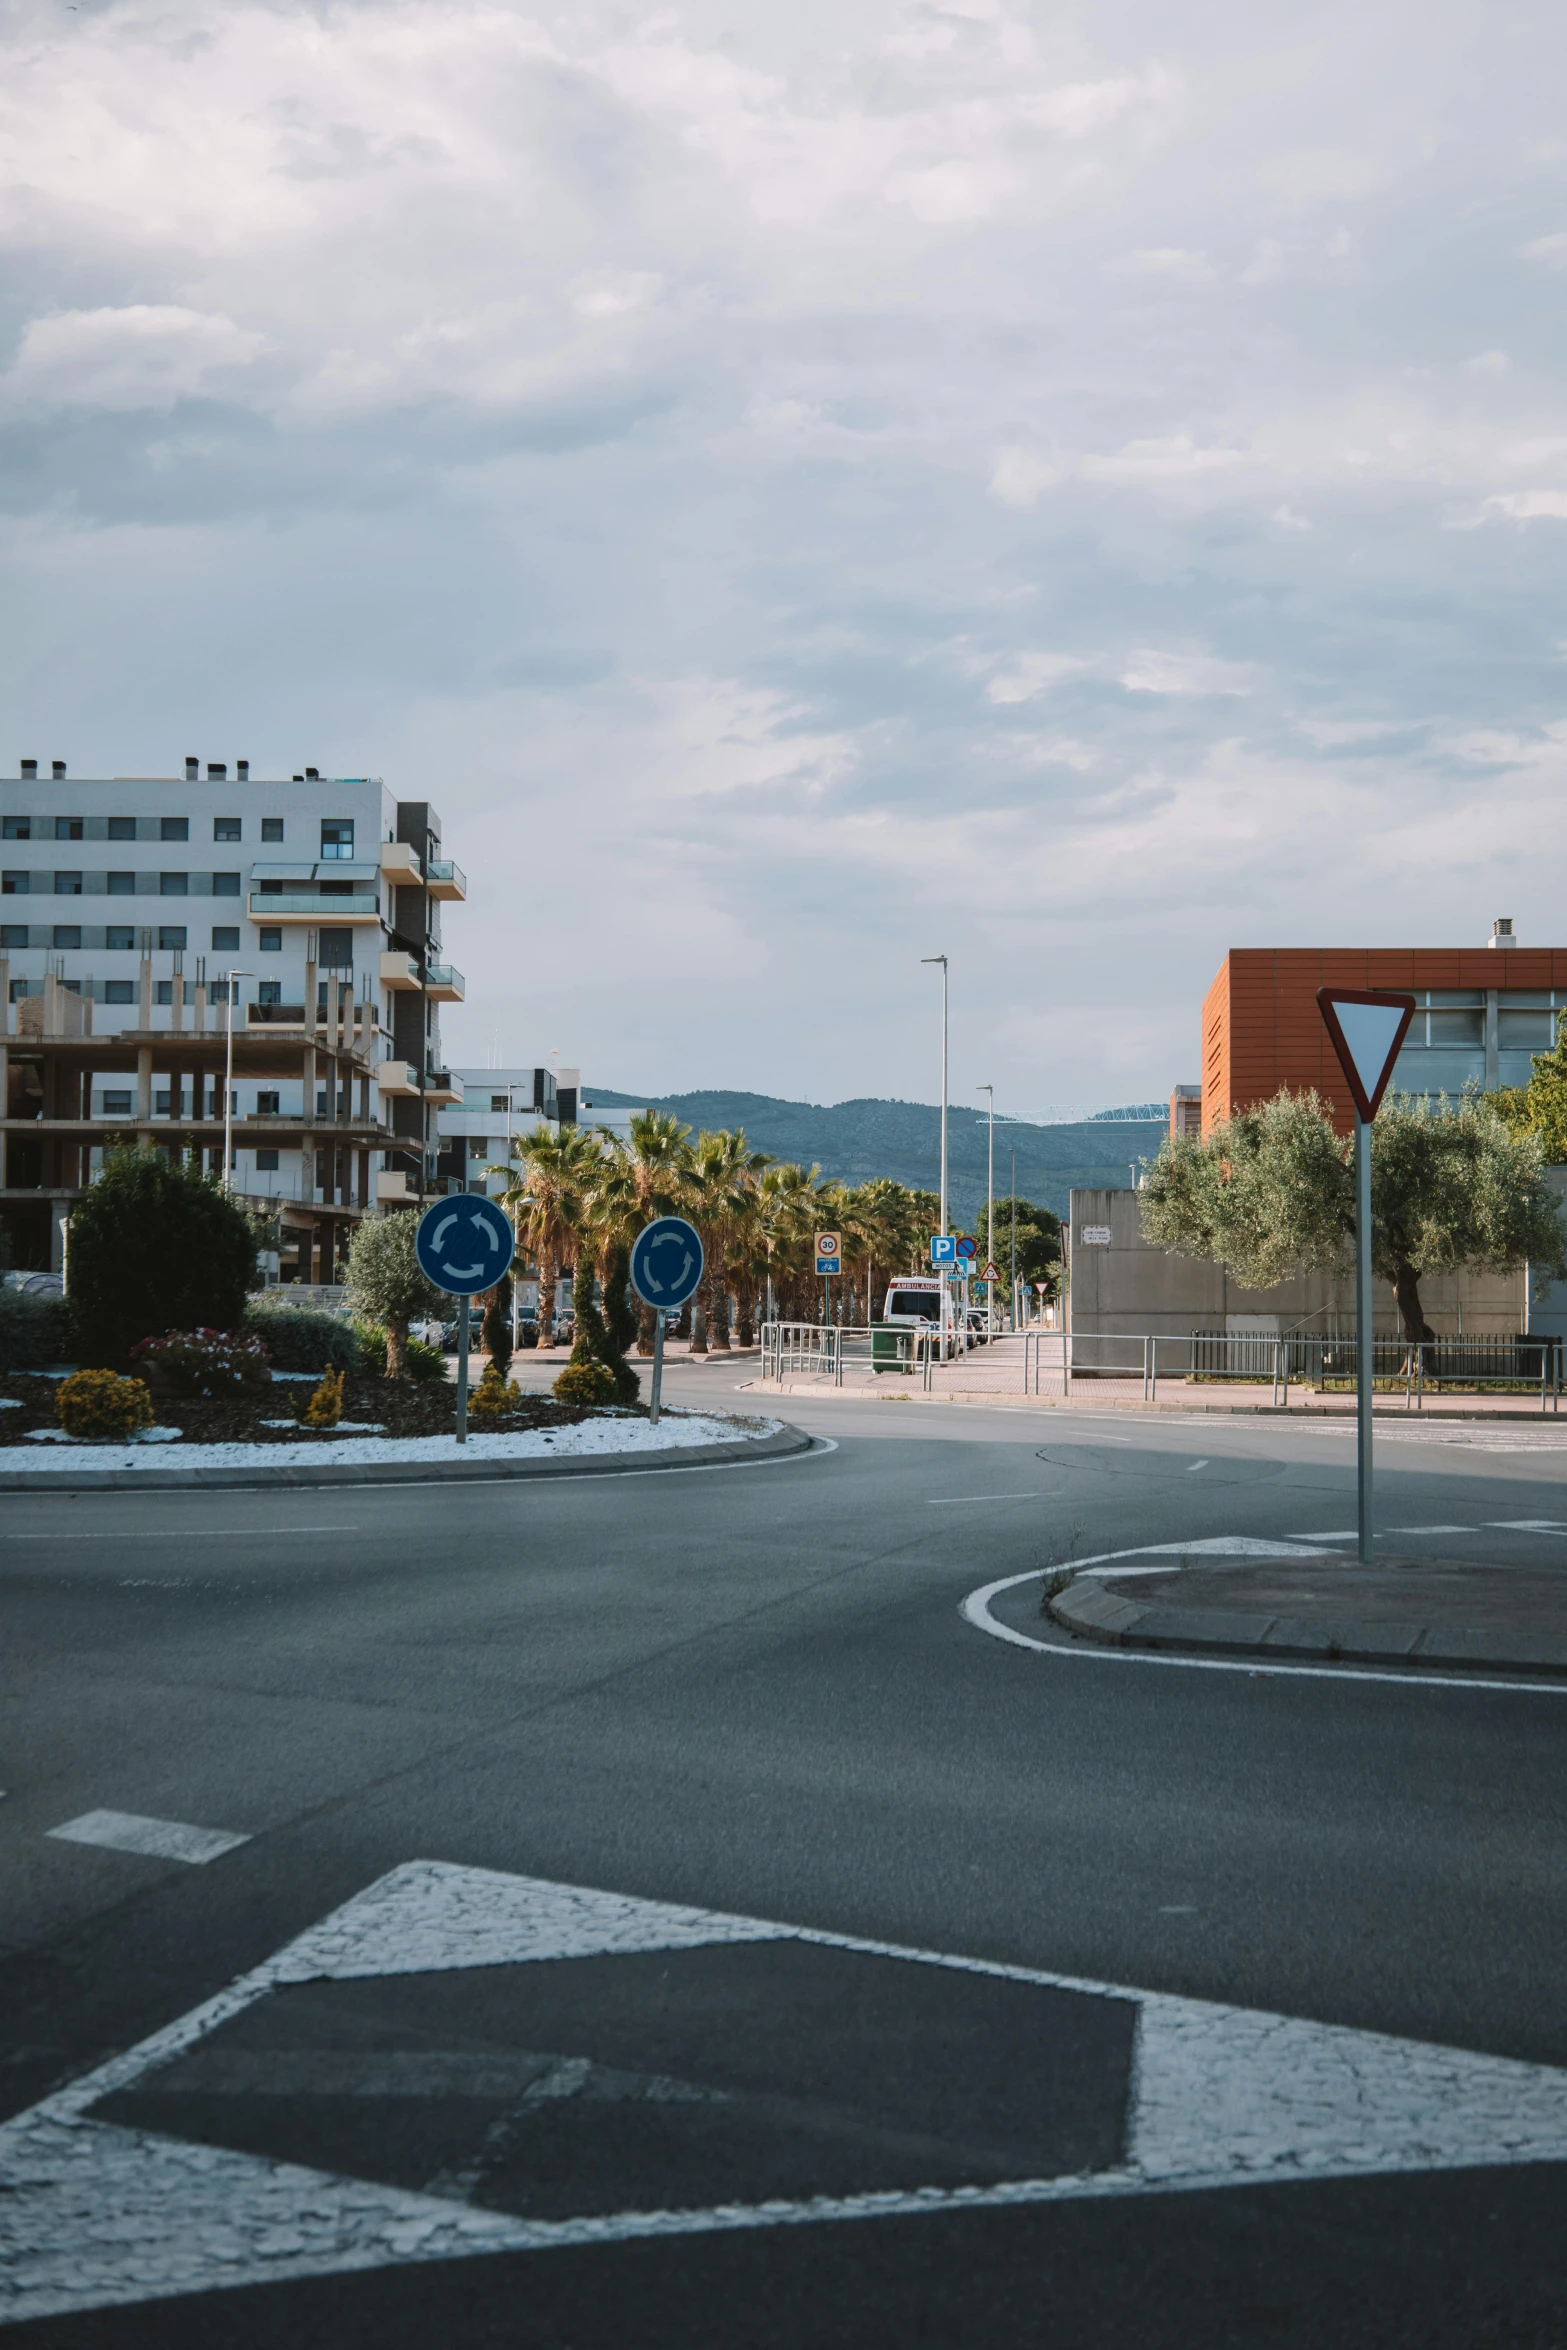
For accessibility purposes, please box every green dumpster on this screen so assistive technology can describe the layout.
[871,1323,916,1374]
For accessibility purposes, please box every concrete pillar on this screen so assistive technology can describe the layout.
[138,950,152,1031]
[136,1044,153,1147]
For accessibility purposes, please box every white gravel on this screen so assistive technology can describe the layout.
[0,1411,783,1475]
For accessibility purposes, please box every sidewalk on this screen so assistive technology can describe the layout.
[1049,1555,1567,1675]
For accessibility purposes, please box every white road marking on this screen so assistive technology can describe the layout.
[962,1553,1567,1696]
[5,1858,1567,2326]
[925,1493,1041,1506]
[1299,1531,1358,1541]
[46,1811,251,1866]
[1488,1520,1567,1534]
[1186,1460,1209,1473]
[1386,1526,1472,1536]
[1,1526,362,1542]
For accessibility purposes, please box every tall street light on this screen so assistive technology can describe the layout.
[977,1083,994,1277]
[221,970,251,1195]
[921,956,948,1239]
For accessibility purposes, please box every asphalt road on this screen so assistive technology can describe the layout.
[3,1370,1567,2345]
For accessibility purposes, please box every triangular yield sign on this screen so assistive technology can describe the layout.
[1317,986,1416,1120]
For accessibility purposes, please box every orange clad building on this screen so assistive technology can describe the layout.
[1198,926,1567,1136]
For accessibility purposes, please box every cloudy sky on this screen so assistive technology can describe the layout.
[3,0,1565,1113]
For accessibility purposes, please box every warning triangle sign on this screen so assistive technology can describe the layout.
[1317,987,1416,1121]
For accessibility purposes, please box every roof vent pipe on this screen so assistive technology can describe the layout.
[51,760,66,780]
[236,760,249,782]
[207,762,226,779]
[305,766,319,780]
[1489,918,1515,949]
[185,756,199,781]
[20,759,36,780]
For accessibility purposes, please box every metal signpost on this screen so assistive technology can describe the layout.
[630,1216,705,1426]
[815,1231,841,1325]
[415,1195,516,1446]
[930,1234,957,1268]
[1316,987,1417,1564]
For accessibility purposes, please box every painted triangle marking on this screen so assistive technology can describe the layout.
[4,1863,1565,2327]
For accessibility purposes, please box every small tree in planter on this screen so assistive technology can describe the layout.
[69,1147,258,1367]
[481,1276,514,1378]
[344,1212,441,1377]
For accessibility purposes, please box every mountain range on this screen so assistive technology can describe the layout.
[582,1089,1169,1225]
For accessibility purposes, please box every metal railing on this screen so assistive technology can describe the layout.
[1026,1330,1561,1411]
[759,1322,939,1388]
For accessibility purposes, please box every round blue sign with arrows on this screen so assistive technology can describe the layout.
[415,1194,516,1297]
[630,1215,704,1310]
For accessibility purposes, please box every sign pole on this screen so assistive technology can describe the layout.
[650,1312,665,1427]
[1356,1109,1373,1564]
[456,1294,470,1446]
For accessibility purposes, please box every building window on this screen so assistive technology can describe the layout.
[52,925,82,950]
[160,817,189,842]
[211,925,240,951]
[154,1087,171,1111]
[316,1088,329,1114]
[213,817,242,842]
[258,979,281,1004]
[106,924,135,951]
[107,872,135,895]
[257,1091,281,1115]
[102,1090,133,1114]
[54,871,82,895]
[159,871,188,896]
[104,981,134,1006]
[1,871,26,894]
[321,818,354,859]
[211,871,240,896]
[55,816,83,841]
[2,816,29,840]
[1429,1010,1484,1047]
[261,817,284,842]
[1,923,25,949]
[256,1149,280,1172]
[318,927,353,967]
[158,925,187,951]
[258,926,282,953]
[107,816,136,841]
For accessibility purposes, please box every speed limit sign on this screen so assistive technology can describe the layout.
[815,1231,841,1275]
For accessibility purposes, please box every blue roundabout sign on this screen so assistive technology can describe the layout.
[630,1216,704,1311]
[415,1194,515,1297]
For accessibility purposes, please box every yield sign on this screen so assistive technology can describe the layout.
[1317,987,1416,1121]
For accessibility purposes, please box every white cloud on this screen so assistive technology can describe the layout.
[1082,435,1249,483]
[1121,650,1260,696]
[986,651,1090,702]
[1483,490,1567,521]
[1464,350,1510,376]
[3,306,265,411]
[988,448,1060,508]
[1122,246,1217,283]
[1520,232,1567,269]
[1272,504,1312,530]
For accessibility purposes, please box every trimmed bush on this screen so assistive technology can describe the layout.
[245,1299,358,1373]
[481,1277,514,1379]
[468,1359,521,1418]
[57,1368,154,1440]
[0,1287,74,1372]
[304,1364,344,1427]
[130,1328,269,1396]
[69,1147,258,1367]
[552,1360,617,1407]
[353,1323,446,1382]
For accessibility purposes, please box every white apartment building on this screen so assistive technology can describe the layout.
[0,756,466,1282]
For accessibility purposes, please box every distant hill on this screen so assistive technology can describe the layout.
[582,1088,1168,1224]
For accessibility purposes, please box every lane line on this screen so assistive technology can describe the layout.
[1186,1461,1209,1474]
[46,1811,251,1865]
[0,1526,363,1543]
[961,1552,1567,1697]
[925,1493,1041,1506]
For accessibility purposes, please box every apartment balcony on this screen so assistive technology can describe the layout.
[379,951,421,991]
[375,1060,419,1096]
[425,859,466,901]
[375,1168,415,1204]
[379,842,424,883]
[248,892,382,925]
[423,962,465,1002]
[424,1068,464,1105]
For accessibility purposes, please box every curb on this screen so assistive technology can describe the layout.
[1049,1572,1567,1677]
[0,1422,815,1495]
[752,1381,1566,1425]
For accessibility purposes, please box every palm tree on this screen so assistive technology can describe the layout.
[600,1112,695,1354]
[687,1129,769,1352]
[492,1122,602,1347]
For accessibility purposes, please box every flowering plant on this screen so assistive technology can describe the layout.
[128,1328,270,1396]
[58,1368,155,1440]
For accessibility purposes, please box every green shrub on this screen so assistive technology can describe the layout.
[57,1367,155,1440]
[481,1277,514,1378]
[244,1298,358,1372]
[344,1213,441,1377]
[304,1363,344,1427]
[70,1148,258,1367]
[130,1328,269,1395]
[552,1360,617,1407]
[353,1323,446,1382]
[469,1359,521,1418]
[0,1287,75,1371]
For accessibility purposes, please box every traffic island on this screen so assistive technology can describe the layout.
[1046,1552,1567,1676]
[0,1410,811,1491]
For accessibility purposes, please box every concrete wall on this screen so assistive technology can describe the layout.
[1066,1186,1526,1342]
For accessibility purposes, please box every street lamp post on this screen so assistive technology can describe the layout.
[221,970,251,1195]
[977,1083,993,1332]
[921,956,949,1238]
[1010,1143,1018,1327]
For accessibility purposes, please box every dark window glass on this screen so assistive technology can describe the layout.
[211,871,240,896]
[55,816,83,840]
[259,926,282,952]
[52,925,81,950]
[54,871,82,895]
[261,816,284,842]
[318,927,353,966]
[258,878,282,894]
[159,871,188,896]
[1,871,26,894]
[104,985,134,1007]
[158,925,187,951]
[258,979,281,1004]
[211,925,240,951]
[155,991,172,1013]
[256,1149,280,1172]
[1429,1011,1484,1047]
[102,1087,133,1108]
[213,817,242,842]
[321,818,354,858]
[257,1091,281,1115]
[160,817,188,841]
[106,925,135,951]
[1499,1009,1554,1049]
[107,817,136,841]
[1,922,26,948]
[2,816,29,840]
[107,872,135,895]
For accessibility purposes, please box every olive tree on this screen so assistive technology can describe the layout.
[345,1210,441,1376]
[1139,1088,1567,1341]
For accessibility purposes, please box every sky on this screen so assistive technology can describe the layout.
[3,0,1566,1116]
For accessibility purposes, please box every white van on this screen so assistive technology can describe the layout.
[880,1279,944,1326]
